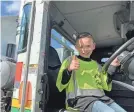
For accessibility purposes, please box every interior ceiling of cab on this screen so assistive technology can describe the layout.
[53,1,128,47]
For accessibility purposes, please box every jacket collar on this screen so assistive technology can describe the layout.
[77,55,91,61]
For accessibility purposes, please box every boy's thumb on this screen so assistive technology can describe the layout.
[73,55,77,60]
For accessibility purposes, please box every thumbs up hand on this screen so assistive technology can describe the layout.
[68,56,80,72]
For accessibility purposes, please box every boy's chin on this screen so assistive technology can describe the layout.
[82,54,91,58]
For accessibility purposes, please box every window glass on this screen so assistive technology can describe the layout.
[51,29,74,62]
[101,58,109,63]
[18,4,31,52]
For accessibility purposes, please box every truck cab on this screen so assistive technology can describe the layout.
[6,1,134,112]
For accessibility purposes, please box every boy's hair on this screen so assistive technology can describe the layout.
[76,32,94,43]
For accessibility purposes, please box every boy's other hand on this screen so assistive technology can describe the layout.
[110,57,120,67]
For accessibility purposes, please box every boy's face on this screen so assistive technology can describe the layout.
[75,36,95,58]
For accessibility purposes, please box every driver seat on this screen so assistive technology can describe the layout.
[46,46,66,112]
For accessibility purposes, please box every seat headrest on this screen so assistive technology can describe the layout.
[48,46,61,67]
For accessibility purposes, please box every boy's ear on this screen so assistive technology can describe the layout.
[92,43,96,50]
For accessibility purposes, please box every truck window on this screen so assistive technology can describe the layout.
[51,29,75,62]
[18,4,31,53]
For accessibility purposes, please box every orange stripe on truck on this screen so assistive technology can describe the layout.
[15,62,23,82]
[19,81,32,106]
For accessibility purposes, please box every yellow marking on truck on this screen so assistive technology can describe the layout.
[23,64,38,68]
[11,98,31,110]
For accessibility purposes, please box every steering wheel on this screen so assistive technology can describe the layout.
[103,37,134,91]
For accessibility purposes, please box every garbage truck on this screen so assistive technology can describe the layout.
[1,0,134,112]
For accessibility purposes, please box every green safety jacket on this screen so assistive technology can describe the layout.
[56,56,112,109]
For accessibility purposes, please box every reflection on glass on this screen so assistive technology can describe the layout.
[18,4,31,51]
[101,58,109,63]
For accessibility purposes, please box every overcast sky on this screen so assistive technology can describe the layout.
[1,1,21,16]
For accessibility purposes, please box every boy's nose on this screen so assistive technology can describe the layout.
[82,48,85,54]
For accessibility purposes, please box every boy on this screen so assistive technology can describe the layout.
[56,32,126,112]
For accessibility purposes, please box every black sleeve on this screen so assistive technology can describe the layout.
[61,69,72,85]
[107,65,117,76]
[107,65,118,84]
